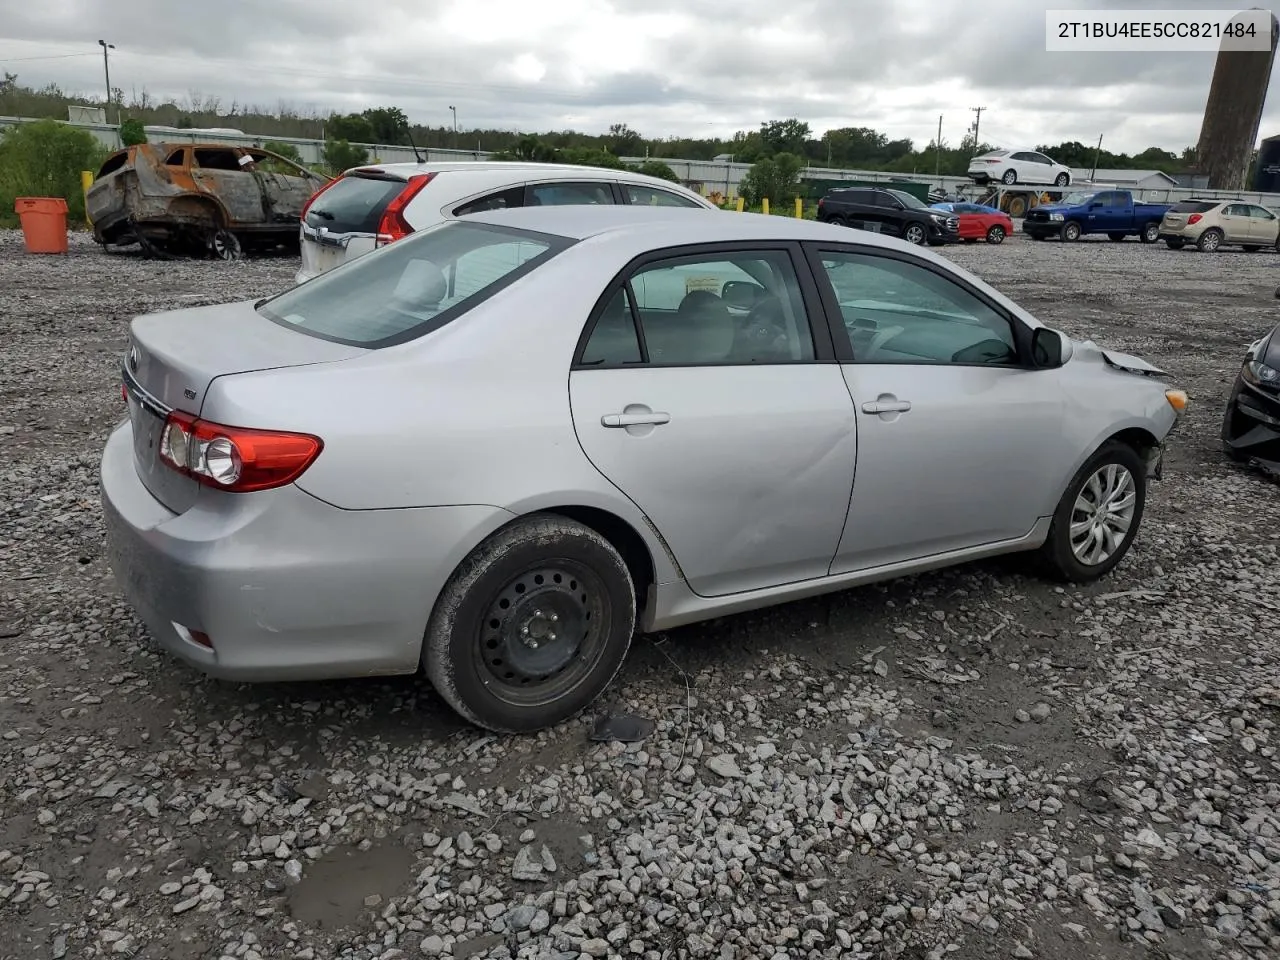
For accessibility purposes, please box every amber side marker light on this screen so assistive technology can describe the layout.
[1165,389,1188,413]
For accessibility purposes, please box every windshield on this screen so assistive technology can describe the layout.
[258,221,571,347]
[1060,191,1097,206]
[888,189,927,209]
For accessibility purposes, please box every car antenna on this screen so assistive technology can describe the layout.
[404,121,425,164]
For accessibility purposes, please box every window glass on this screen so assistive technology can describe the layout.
[624,251,814,365]
[454,187,524,216]
[527,182,614,206]
[1224,204,1248,216]
[624,184,703,208]
[580,289,643,365]
[817,252,1018,365]
[1248,204,1277,219]
[304,175,406,234]
[258,222,564,346]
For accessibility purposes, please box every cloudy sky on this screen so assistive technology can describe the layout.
[1,0,1276,153]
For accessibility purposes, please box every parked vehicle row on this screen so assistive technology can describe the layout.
[815,187,960,245]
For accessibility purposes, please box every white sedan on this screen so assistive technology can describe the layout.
[968,149,1072,186]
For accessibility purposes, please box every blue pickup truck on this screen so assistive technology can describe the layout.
[1021,189,1172,243]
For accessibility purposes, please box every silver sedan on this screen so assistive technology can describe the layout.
[101,205,1187,732]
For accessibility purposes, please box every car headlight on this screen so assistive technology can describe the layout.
[1048,213,1064,221]
[1242,358,1280,388]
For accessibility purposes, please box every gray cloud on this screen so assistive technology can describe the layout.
[1,0,1277,152]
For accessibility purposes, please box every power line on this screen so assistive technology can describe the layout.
[0,52,98,63]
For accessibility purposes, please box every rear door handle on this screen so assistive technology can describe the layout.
[862,400,911,414]
[602,412,670,428]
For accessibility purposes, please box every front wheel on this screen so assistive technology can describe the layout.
[1061,221,1082,242]
[423,515,636,733]
[1001,169,1018,185]
[1037,442,1147,582]
[903,223,927,245]
[986,225,1006,243]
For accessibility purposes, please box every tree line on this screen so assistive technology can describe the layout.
[1,72,1203,178]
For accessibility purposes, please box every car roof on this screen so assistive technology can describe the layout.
[460,203,914,247]
[347,160,687,184]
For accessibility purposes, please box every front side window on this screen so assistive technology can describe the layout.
[258,221,568,346]
[817,251,1018,366]
[623,184,703,208]
[192,149,242,172]
[579,250,815,366]
[1248,204,1277,220]
[527,181,614,206]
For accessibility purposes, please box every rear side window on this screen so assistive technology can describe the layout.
[305,175,409,233]
[1170,201,1218,213]
[258,222,571,347]
[623,184,703,208]
[97,152,130,178]
[527,182,614,206]
[454,186,524,216]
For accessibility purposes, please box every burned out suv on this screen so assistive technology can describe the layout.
[816,187,959,245]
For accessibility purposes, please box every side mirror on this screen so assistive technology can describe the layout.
[1031,327,1073,368]
[722,281,762,309]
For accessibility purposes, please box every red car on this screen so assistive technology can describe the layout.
[933,202,1014,244]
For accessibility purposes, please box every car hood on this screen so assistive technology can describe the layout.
[1072,338,1166,376]
[1254,324,1280,367]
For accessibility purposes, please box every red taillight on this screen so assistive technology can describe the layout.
[1187,213,1202,225]
[376,173,435,245]
[300,173,345,221]
[157,411,323,493]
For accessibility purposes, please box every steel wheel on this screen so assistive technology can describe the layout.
[904,223,926,244]
[1068,463,1137,566]
[476,561,610,707]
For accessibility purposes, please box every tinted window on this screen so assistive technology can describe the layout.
[1170,201,1218,213]
[258,222,567,347]
[871,191,901,208]
[454,187,524,216]
[305,174,407,234]
[622,251,814,365]
[623,184,703,208]
[831,189,872,204]
[817,251,1018,366]
[527,182,613,206]
[887,189,926,209]
[1011,152,1034,161]
[581,289,643,365]
[1032,154,1054,164]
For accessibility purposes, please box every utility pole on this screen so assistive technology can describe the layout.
[1090,134,1103,181]
[970,105,984,148]
[448,105,457,150]
[98,40,115,125]
[935,114,942,181]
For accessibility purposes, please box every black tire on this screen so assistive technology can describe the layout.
[1036,442,1147,583]
[1108,232,1126,242]
[1001,169,1017,185]
[903,222,927,245]
[1061,221,1082,242]
[207,228,242,260]
[1054,172,1070,186]
[1196,228,1223,252]
[1243,245,1262,252]
[423,515,636,733]
[1140,222,1160,244]
[986,225,1006,243]
[962,237,978,244]
[1166,239,1185,250]
[1029,232,1045,241]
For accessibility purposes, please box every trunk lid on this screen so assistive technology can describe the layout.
[122,300,366,512]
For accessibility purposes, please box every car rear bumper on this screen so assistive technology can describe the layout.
[100,419,513,683]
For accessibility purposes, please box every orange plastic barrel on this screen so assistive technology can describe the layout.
[14,197,70,254]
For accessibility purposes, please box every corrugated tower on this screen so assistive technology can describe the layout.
[1194,9,1279,190]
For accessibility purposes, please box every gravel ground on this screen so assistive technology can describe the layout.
[1,227,1278,960]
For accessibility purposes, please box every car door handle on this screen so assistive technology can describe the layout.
[601,412,670,428]
[862,400,911,414]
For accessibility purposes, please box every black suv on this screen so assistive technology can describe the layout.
[816,187,959,246]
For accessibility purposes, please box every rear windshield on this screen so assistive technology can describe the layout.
[305,174,410,233]
[258,221,571,347]
[1169,201,1219,213]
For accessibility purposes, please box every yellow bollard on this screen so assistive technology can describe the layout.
[762,197,770,216]
[81,170,94,226]
[795,197,803,218]
[735,196,744,212]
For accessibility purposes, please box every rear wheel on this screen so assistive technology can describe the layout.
[207,228,242,260]
[1054,172,1070,186]
[423,515,636,733]
[1197,228,1223,252]
[1037,442,1147,582]
[1001,169,1017,185]
[986,225,1006,243]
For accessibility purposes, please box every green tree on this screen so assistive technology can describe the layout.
[760,119,810,156]
[607,123,644,156]
[631,159,679,182]
[326,113,376,144]
[0,119,107,227]
[739,152,803,207]
[264,140,304,164]
[119,117,147,146]
[559,146,626,169]
[362,107,410,144]
[322,138,369,174]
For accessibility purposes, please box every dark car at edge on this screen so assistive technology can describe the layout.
[1222,321,1280,473]
[816,187,960,246]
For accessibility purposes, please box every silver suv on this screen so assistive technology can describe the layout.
[296,161,717,283]
[1158,198,1280,252]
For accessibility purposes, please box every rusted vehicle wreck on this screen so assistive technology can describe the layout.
[86,142,330,259]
